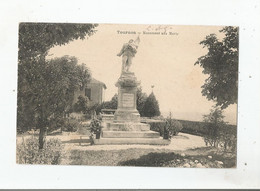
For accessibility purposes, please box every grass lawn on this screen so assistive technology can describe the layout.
[67,147,236,168]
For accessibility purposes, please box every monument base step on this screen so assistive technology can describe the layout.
[106,122,150,131]
[114,110,140,123]
[93,137,170,145]
[102,130,160,138]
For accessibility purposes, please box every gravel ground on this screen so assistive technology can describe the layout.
[17,132,207,152]
[64,132,206,152]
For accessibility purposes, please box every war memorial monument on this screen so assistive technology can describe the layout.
[93,37,170,145]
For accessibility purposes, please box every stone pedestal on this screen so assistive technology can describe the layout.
[94,71,170,145]
[114,72,140,123]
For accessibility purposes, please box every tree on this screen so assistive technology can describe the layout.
[92,94,118,115]
[203,106,226,147]
[136,87,148,116]
[18,56,91,146]
[19,23,97,62]
[47,56,91,115]
[203,106,237,151]
[107,94,118,109]
[195,26,238,109]
[143,92,161,117]
[73,95,89,113]
[165,112,183,136]
[18,23,97,149]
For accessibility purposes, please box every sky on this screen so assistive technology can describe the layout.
[48,24,237,124]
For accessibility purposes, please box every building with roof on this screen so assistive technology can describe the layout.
[73,78,107,105]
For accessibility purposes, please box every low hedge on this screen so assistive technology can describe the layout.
[178,119,236,137]
[178,119,207,136]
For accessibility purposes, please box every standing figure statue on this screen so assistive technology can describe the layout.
[117,37,140,73]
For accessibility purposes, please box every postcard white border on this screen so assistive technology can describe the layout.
[0,0,260,189]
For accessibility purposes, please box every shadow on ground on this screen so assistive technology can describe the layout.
[172,134,189,139]
[67,147,236,168]
[119,147,236,168]
[118,152,183,167]
[62,139,91,144]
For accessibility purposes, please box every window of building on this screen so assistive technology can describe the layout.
[85,88,91,100]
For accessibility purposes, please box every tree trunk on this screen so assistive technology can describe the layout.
[39,126,46,149]
[38,110,47,150]
[224,141,227,151]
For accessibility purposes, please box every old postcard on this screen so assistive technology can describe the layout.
[16,23,238,168]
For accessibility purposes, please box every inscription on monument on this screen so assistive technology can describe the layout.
[122,93,134,107]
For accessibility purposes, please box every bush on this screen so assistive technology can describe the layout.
[17,137,63,164]
[63,118,82,132]
[178,118,237,152]
[92,94,118,115]
[203,123,237,152]
[48,117,82,132]
[83,113,93,120]
[48,116,66,132]
[149,121,166,136]
[166,118,183,136]
[202,106,237,153]
[148,118,183,138]
[219,125,237,152]
[73,95,89,113]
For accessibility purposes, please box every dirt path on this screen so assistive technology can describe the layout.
[60,132,206,152]
[17,132,206,151]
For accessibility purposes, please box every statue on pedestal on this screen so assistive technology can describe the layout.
[117,37,140,73]
[92,35,170,145]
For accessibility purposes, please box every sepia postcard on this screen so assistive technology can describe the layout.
[16,23,238,168]
[1,0,260,189]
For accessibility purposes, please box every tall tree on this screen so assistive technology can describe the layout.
[18,23,97,149]
[18,56,91,147]
[47,56,91,115]
[195,26,238,109]
[143,92,161,117]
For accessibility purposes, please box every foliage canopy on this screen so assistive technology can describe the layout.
[18,23,97,148]
[195,26,238,109]
[19,23,97,62]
